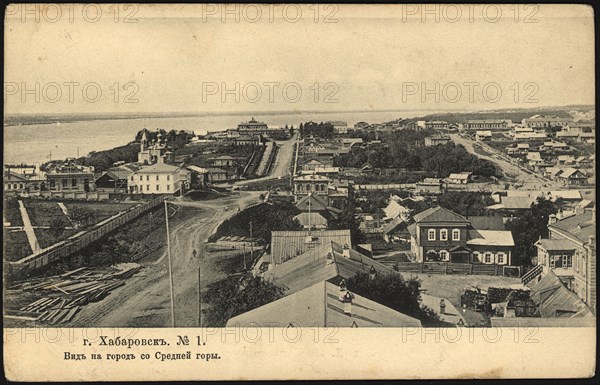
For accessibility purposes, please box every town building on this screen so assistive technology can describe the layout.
[237,117,269,133]
[226,281,421,328]
[3,163,45,193]
[327,120,348,134]
[94,164,139,193]
[128,162,191,194]
[210,156,239,168]
[447,172,472,184]
[463,119,510,130]
[522,115,572,128]
[415,178,445,195]
[293,174,330,200]
[138,130,173,165]
[534,208,596,314]
[424,134,452,147]
[475,130,493,141]
[45,163,95,192]
[408,206,515,266]
[268,229,352,266]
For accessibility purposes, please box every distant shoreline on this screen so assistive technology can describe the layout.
[5,105,593,127]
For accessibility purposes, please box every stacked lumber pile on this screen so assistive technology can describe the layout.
[13,263,141,325]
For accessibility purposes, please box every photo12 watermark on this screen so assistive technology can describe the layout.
[201,4,339,23]
[399,4,540,23]
[5,4,140,23]
[4,81,140,104]
[401,81,540,105]
[201,81,340,104]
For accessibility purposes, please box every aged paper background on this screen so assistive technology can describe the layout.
[3,3,596,380]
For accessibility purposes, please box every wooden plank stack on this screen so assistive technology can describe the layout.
[14,263,141,325]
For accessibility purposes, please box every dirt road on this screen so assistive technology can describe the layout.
[70,191,261,327]
[450,134,559,190]
[232,133,297,187]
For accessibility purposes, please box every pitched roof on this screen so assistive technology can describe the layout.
[529,271,593,318]
[413,206,469,224]
[293,212,328,227]
[549,211,596,243]
[137,163,184,174]
[466,230,515,247]
[535,239,576,252]
[270,230,352,265]
[468,216,505,231]
[264,241,398,294]
[382,217,405,235]
[226,281,421,328]
[295,194,329,212]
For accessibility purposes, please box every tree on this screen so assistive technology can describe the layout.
[346,272,442,326]
[328,198,365,245]
[202,274,287,326]
[48,217,68,238]
[505,196,558,266]
[437,191,495,217]
[68,207,97,228]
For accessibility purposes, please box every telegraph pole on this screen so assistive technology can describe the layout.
[198,263,202,327]
[164,199,176,328]
[249,221,253,266]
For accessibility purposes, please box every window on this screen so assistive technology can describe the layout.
[497,252,505,265]
[146,185,150,191]
[167,175,170,181]
[49,179,55,188]
[139,176,143,181]
[428,229,436,241]
[473,252,481,263]
[562,255,572,268]
[439,250,449,261]
[440,229,448,241]
[62,179,68,188]
[452,229,460,241]
[72,178,77,187]
[156,185,160,191]
[156,175,160,181]
[167,185,170,191]
[484,253,492,264]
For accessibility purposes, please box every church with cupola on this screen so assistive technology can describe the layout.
[138,129,174,165]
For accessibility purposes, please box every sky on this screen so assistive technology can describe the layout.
[4,4,595,115]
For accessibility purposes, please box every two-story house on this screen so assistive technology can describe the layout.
[408,206,514,265]
[128,161,191,195]
[535,207,596,314]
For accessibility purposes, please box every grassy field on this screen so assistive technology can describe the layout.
[65,202,135,223]
[3,198,24,227]
[34,228,79,249]
[4,229,33,261]
[23,200,68,227]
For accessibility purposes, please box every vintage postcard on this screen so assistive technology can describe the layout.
[3,3,596,381]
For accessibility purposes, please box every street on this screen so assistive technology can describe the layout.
[450,133,560,190]
[70,191,261,327]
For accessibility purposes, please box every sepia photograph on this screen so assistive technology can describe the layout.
[3,3,596,381]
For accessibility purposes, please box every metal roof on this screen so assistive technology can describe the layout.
[270,230,352,265]
[226,281,421,328]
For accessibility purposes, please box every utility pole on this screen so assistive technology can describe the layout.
[243,244,247,270]
[249,221,253,266]
[198,263,202,327]
[164,199,176,328]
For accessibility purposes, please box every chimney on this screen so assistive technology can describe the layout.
[548,214,557,226]
[369,265,376,280]
[326,252,334,265]
[342,243,350,258]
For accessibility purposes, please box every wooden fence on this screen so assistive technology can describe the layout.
[7,197,164,277]
[388,262,522,277]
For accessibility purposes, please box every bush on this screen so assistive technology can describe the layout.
[202,274,287,326]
